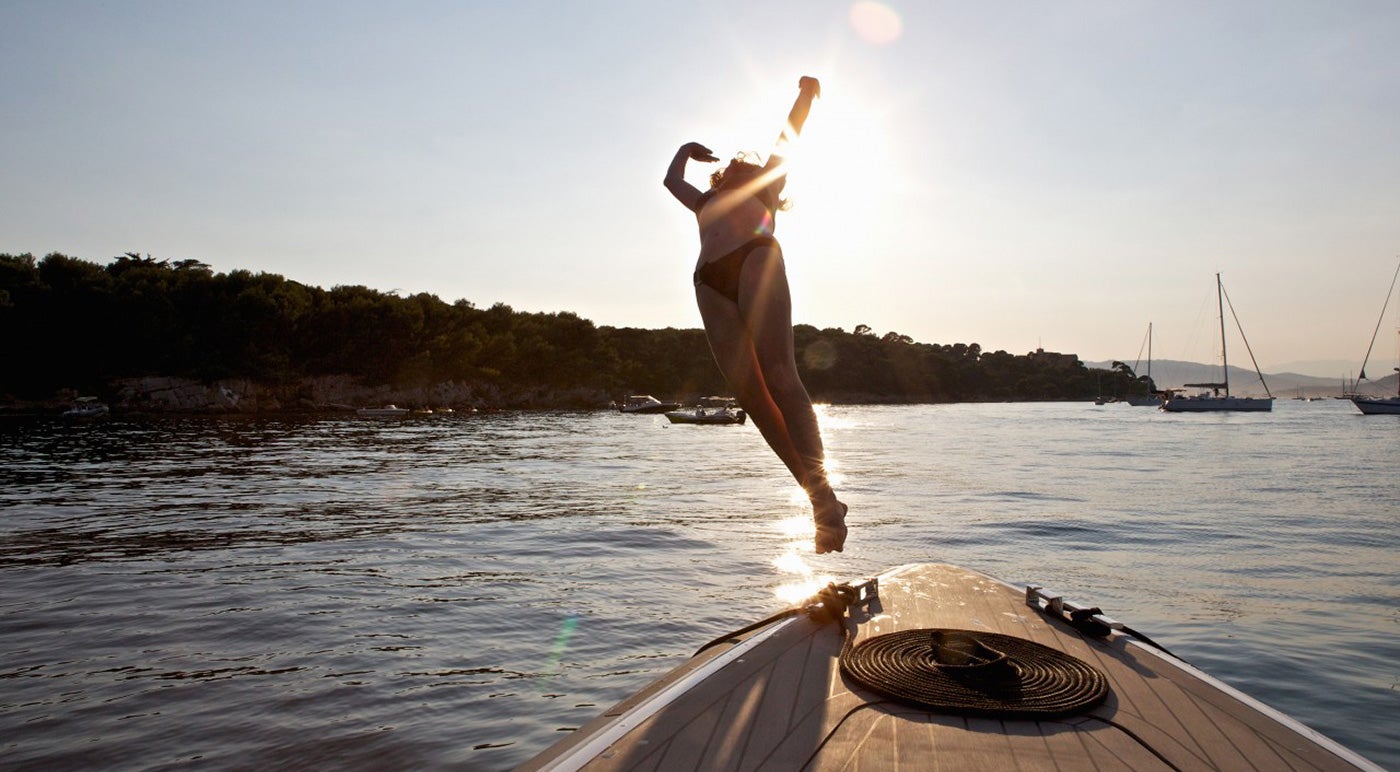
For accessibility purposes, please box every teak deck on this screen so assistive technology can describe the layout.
[521,563,1379,771]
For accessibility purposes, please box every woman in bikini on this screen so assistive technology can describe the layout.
[663,76,848,554]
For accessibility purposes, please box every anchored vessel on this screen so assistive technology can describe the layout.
[1350,261,1400,415]
[521,563,1379,771]
[618,395,682,414]
[1163,273,1274,412]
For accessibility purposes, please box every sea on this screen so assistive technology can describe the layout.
[1,400,1396,770]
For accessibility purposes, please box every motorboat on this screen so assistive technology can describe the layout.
[356,404,410,417]
[665,406,747,425]
[618,395,681,414]
[62,397,109,418]
[521,563,1381,770]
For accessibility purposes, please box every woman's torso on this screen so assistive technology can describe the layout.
[694,187,779,267]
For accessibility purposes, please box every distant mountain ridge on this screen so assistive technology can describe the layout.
[1082,359,1397,397]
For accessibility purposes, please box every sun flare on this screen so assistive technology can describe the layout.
[703,70,899,250]
[790,89,893,217]
[771,542,837,605]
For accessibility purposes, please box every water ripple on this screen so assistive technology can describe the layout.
[0,403,1395,769]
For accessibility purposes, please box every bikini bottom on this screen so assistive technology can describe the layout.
[693,236,778,304]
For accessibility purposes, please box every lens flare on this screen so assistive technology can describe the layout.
[537,612,579,688]
[849,2,903,46]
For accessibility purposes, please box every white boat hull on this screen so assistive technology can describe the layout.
[665,409,746,425]
[1351,397,1400,415]
[356,406,410,417]
[1163,396,1274,412]
[1123,396,1162,407]
[618,395,681,414]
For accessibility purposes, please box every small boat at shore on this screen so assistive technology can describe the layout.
[618,395,681,414]
[356,404,410,417]
[664,406,747,425]
[62,397,109,418]
[521,562,1380,771]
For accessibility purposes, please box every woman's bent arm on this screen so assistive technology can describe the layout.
[665,142,715,212]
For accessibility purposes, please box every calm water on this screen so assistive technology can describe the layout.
[1,401,1396,770]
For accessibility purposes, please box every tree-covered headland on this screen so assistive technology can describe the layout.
[0,253,1156,409]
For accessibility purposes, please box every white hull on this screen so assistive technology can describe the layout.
[665,408,746,425]
[1352,397,1400,415]
[618,395,680,414]
[357,405,410,417]
[1162,274,1274,414]
[1163,396,1274,412]
[62,405,109,418]
[1123,396,1162,407]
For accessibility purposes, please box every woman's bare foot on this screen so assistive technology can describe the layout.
[814,500,848,554]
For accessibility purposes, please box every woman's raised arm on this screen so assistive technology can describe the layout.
[767,76,820,171]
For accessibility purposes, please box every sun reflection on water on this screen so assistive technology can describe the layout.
[813,403,855,431]
[772,515,836,604]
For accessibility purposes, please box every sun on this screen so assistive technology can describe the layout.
[780,79,899,254]
[697,71,903,276]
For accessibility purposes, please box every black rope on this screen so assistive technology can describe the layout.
[1040,600,1184,662]
[1118,624,1182,662]
[692,608,799,657]
[838,628,1109,719]
[697,581,1120,720]
[691,581,865,657]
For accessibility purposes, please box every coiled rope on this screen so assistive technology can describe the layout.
[839,628,1108,718]
[697,580,1108,719]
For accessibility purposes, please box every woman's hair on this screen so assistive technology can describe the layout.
[709,152,791,210]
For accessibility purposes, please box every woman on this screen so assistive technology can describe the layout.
[663,76,848,553]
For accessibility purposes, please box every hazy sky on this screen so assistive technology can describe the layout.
[4,1,1398,376]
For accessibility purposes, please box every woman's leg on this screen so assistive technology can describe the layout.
[737,248,847,552]
[695,286,809,486]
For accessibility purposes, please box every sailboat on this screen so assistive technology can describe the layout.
[1123,322,1163,406]
[1162,273,1274,412]
[1351,261,1400,415]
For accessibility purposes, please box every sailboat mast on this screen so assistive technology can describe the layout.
[1216,273,1229,397]
[1357,260,1400,387]
[1147,322,1152,381]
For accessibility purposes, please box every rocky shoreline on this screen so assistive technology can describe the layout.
[3,375,616,415]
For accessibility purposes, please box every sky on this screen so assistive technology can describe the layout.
[3,1,1398,377]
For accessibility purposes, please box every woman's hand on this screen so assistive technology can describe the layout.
[799,76,821,98]
[681,142,719,162]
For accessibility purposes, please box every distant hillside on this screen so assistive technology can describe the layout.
[1082,359,1397,398]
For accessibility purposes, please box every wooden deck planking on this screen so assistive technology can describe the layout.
[618,627,806,770]
[1145,652,1352,771]
[523,564,1374,771]
[1043,717,1170,772]
[758,690,865,768]
[741,626,819,751]
[695,671,768,771]
[803,710,1175,772]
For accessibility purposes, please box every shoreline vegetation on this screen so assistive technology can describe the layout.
[1,252,1155,414]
